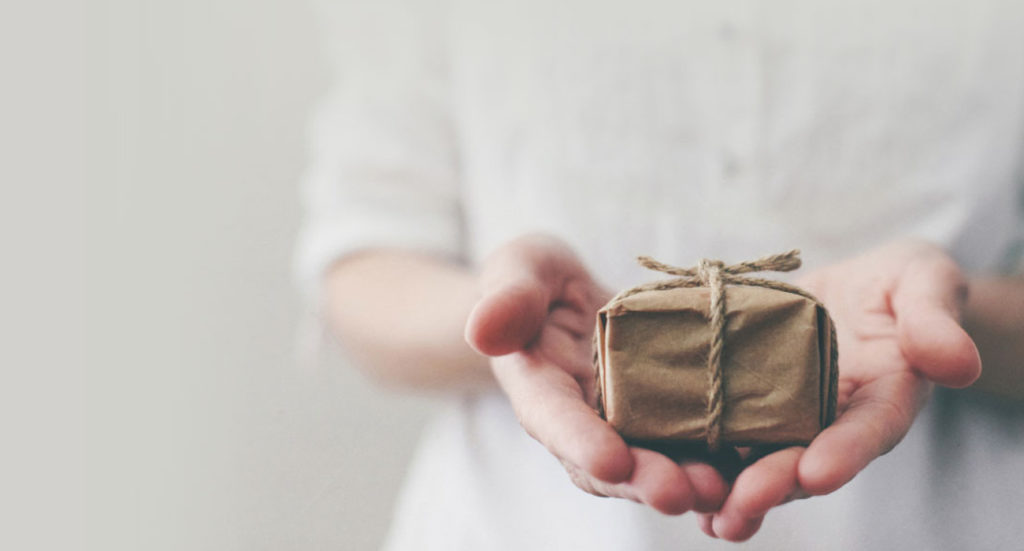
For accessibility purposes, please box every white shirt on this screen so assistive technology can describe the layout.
[296,1,1024,549]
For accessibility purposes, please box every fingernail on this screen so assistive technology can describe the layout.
[712,514,736,540]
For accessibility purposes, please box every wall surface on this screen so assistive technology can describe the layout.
[85,2,437,549]
[2,2,86,550]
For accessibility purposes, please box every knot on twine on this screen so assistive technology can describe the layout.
[696,258,724,288]
[616,249,810,452]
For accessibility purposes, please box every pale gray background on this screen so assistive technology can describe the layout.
[84,1,437,549]
[2,2,85,550]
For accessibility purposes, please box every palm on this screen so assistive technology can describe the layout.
[699,240,980,541]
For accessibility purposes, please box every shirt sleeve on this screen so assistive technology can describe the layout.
[294,0,462,302]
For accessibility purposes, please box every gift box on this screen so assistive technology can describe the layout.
[594,251,837,451]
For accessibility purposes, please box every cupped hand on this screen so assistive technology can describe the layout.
[465,234,729,515]
[699,239,982,541]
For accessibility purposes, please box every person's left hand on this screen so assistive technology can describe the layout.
[697,239,982,541]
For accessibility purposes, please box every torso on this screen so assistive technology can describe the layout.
[387,2,1024,549]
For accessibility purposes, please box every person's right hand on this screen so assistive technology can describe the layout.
[465,234,729,515]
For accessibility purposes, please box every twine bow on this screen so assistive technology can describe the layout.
[602,249,836,452]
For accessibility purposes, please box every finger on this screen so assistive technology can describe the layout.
[696,513,717,538]
[706,447,801,541]
[798,373,926,495]
[617,448,696,515]
[892,254,981,388]
[718,447,802,517]
[532,314,592,376]
[565,448,696,515]
[547,306,592,340]
[693,448,799,541]
[529,321,598,406]
[466,282,550,357]
[494,355,634,483]
[560,459,631,500]
[679,461,730,512]
[710,515,764,543]
[628,444,732,512]
[465,236,587,356]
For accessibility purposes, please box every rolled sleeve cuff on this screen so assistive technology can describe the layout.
[293,205,463,305]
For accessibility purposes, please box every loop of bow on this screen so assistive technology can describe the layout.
[636,249,802,287]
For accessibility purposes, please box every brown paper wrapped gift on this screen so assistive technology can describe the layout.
[594,250,838,451]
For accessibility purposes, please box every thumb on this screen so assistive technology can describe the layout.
[465,235,584,356]
[466,282,549,357]
[892,254,981,388]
